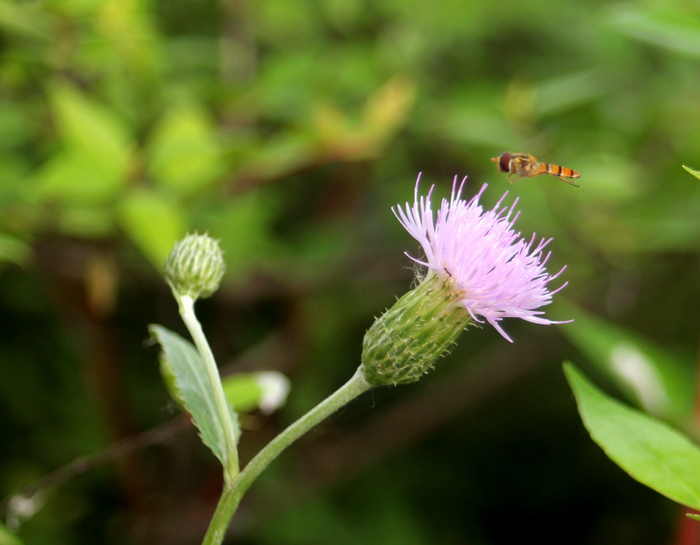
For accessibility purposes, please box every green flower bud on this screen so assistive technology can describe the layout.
[164,233,225,300]
[361,272,471,386]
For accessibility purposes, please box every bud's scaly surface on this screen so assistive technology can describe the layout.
[361,272,471,386]
[164,233,225,300]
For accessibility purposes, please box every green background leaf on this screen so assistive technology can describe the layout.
[117,189,187,269]
[565,363,700,511]
[0,522,23,545]
[559,303,695,426]
[148,102,224,196]
[222,371,290,414]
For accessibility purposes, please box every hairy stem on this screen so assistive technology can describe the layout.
[178,295,239,483]
[202,366,372,545]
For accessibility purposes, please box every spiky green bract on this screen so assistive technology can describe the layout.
[361,272,471,386]
[164,233,225,300]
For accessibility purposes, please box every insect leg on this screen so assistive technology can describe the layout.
[555,175,580,188]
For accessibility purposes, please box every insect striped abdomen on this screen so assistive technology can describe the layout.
[546,164,579,178]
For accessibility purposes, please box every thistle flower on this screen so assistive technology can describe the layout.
[361,175,567,386]
[394,175,567,342]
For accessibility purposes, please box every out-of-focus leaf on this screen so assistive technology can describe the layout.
[117,189,187,269]
[683,165,700,180]
[565,363,700,510]
[0,104,34,149]
[252,52,317,120]
[323,76,416,160]
[35,84,133,205]
[222,371,290,414]
[0,0,48,39]
[320,0,362,30]
[150,325,238,465]
[307,77,415,161]
[34,152,124,205]
[568,153,641,201]
[237,134,316,183]
[608,7,700,58]
[433,105,519,150]
[52,0,104,16]
[48,84,132,181]
[0,233,31,266]
[0,522,23,545]
[95,0,159,71]
[257,0,319,45]
[202,190,277,281]
[688,514,700,522]
[559,303,694,425]
[148,103,224,196]
[361,76,416,139]
[59,206,115,238]
[595,198,700,253]
[535,70,606,117]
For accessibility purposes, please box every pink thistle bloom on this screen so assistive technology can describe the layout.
[393,174,568,342]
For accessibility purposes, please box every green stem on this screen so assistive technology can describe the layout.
[178,294,239,483]
[201,366,373,545]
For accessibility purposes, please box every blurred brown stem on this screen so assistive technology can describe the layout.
[0,415,191,520]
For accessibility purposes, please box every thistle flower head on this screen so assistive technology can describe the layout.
[164,233,225,300]
[393,174,567,342]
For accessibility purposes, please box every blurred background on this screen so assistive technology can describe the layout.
[1,0,700,543]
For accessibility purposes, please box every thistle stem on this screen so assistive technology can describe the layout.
[201,366,372,545]
[178,294,239,483]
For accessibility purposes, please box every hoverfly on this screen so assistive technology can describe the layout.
[492,152,580,187]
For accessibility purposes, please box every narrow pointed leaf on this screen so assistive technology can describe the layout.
[683,165,700,180]
[150,324,234,465]
[565,363,700,510]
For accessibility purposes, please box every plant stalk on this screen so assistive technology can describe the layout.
[178,294,239,482]
[201,365,372,545]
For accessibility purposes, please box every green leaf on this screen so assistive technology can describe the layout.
[147,103,224,196]
[558,303,694,425]
[534,69,605,117]
[608,7,700,58]
[49,84,131,168]
[0,522,23,545]
[35,84,134,205]
[683,165,700,180]
[150,325,237,465]
[59,206,115,238]
[222,371,290,414]
[237,133,316,183]
[688,514,700,522]
[201,190,278,282]
[222,374,264,413]
[0,0,48,40]
[0,233,31,266]
[48,83,132,185]
[564,363,700,511]
[117,189,187,269]
[35,152,124,205]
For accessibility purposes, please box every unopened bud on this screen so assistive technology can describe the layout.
[361,272,471,386]
[164,233,225,300]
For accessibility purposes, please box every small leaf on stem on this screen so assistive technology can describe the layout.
[150,325,238,465]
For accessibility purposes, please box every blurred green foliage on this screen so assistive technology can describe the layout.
[1,0,700,543]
